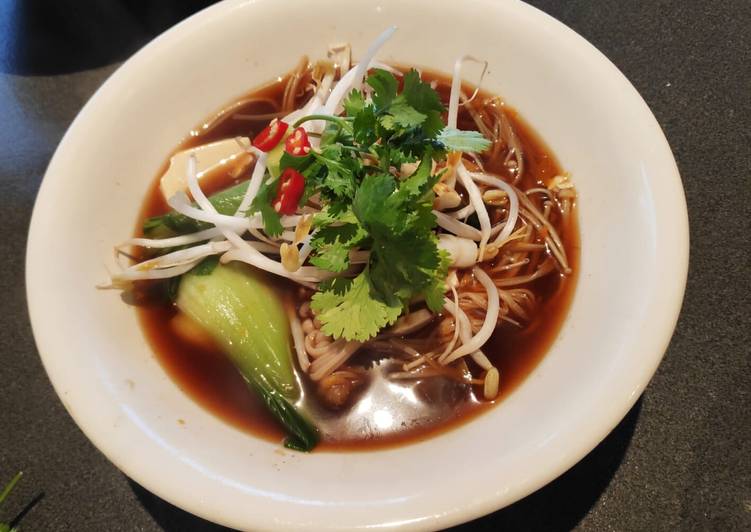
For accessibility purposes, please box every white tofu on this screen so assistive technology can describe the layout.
[160,137,251,200]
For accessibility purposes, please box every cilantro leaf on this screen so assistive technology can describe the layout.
[437,127,492,153]
[366,69,399,109]
[309,218,368,273]
[423,250,452,312]
[311,272,402,341]
[398,70,446,138]
[320,121,342,146]
[343,89,366,117]
[353,153,438,237]
[372,145,417,170]
[313,205,359,227]
[352,173,399,234]
[422,110,446,138]
[352,103,377,146]
[313,145,358,200]
[369,233,442,304]
[401,69,445,115]
[313,219,367,245]
[349,151,443,311]
[352,154,436,235]
[279,151,311,172]
[250,177,283,236]
[310,243,352,272]
[396,152,436,199]
[380,100,427,130]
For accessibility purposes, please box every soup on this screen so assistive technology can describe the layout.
[109,30,579,451]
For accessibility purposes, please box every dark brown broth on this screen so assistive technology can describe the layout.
[134,66,579,451]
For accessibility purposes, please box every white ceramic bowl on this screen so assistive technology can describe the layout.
[26,0,688,529]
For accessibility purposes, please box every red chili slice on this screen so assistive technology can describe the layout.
[284,127,312,156]
[273,168,305,215]
[252,118,289,152]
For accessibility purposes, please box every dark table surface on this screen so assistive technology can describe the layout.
[1,1,749,530]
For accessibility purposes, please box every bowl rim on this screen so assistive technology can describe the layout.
[26,0,689,528]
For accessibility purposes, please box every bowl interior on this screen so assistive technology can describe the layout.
[26,0,687,529]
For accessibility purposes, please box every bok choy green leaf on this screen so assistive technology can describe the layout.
[143,182,248,237]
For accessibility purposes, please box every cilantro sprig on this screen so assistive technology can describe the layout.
[269,68,490,341]
[437,127,492,153]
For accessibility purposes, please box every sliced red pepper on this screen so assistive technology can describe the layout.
[272,168,305,215]
[284,127,312,156]
[252,118,289,152]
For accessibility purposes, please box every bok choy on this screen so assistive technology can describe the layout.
[177,262,318,451]
[143,182,249,237]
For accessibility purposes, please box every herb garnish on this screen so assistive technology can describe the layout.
[262,68,487,341]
